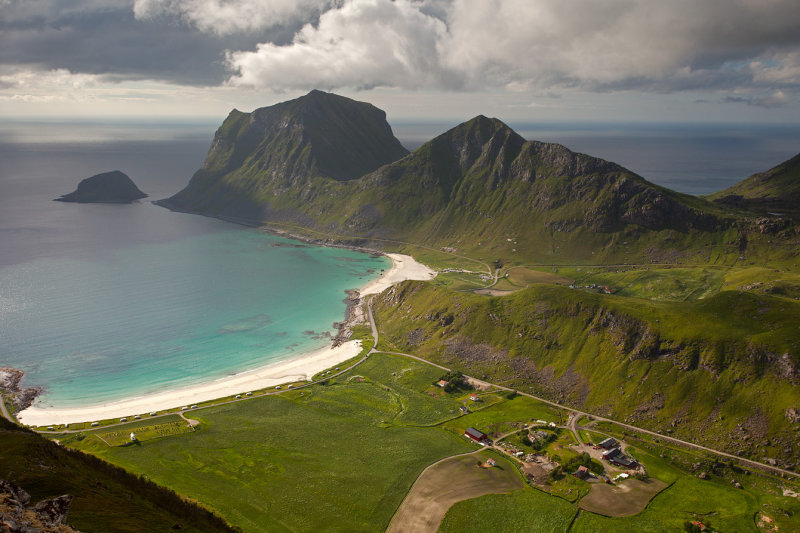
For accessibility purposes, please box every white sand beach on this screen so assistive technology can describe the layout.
[16,252,436,426]
[359,253,436,295]
[17,340,364,426]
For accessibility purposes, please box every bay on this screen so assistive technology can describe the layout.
[0,125,388,408]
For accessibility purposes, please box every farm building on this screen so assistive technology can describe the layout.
[610,455,638,468]
[464,427,490,444]
[602,447,621,461]
[602,447,638,468]
[460,405,470,414]
[469,393,479,401]
[598,437,617,449]
[438,380,448,388]
[573,465,590,480]
[486,458,497,467]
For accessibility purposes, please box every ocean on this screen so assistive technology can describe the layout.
[1,118,798,409]
[0,121,389,408]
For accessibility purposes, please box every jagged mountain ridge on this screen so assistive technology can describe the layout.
[158,91,798,263]
[337,116,720,238]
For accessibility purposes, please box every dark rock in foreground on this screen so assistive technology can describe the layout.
[55,170,147,204]
[0,479,77,532]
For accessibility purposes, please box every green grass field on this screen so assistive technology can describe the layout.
[94,418,195,446]
[66,354,475,532]
[57,352,800,532]
[438,488,578,532]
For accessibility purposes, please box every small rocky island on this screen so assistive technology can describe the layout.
[54,170,147,203]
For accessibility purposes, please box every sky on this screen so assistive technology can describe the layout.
[1,0,800,125]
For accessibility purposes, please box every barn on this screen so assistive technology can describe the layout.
[464,427,489,444]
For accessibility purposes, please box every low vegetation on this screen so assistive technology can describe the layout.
[373,280,800,467]
[0,417,236,532]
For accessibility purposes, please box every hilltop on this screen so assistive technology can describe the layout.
[709,152,800,217]
[157,91,799,266]
[156,90,409,223]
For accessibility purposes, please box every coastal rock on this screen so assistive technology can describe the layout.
[55,170,147,204]
[0,367,42,414]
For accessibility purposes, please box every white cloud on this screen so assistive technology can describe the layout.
[227,0,457,90]
[133,0,333,35]
[0,68,103,93]
[223,0,800,98]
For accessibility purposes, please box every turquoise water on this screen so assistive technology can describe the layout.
[0,132,388,409]
[0,227,388,407]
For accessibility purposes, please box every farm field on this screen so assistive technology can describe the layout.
[438,488,578,532]
[577,478,668,516]
[63,354,476,532]
[56,352,800,532]
[387,450,522,533]
[94,416,195,446]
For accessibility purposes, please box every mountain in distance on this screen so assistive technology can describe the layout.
[708,152,800,217]
[55,170,147,204]
[156,90,408,223]
[159,90,797,265]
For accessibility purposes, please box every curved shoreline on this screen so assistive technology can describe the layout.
[16,253,436,426]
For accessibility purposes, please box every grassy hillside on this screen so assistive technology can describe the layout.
[0,417,235,532]
[709,152,800,217]
[371,280,800,468]
[157,92,800,267]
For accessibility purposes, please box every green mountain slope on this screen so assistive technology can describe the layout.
[158,92,800,265]
[372,280,800,468]
[157,90,409,223]
[0,417,236,532]
[708,152,800,217]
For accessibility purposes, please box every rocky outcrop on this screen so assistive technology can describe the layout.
[0,367,41,414]
[55,171,147,204]
[0,480,77,532]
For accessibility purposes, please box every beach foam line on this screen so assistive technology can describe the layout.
[359,253,436,296]
[17,340,363,426]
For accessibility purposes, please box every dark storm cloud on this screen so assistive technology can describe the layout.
[0,0,296,85]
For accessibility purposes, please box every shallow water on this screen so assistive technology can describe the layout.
[0,130,388,408]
